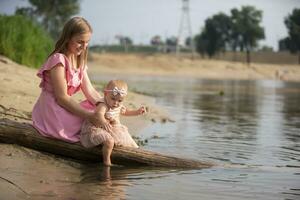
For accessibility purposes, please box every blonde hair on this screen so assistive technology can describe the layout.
[50,16,92,69]
[106,80,128,91]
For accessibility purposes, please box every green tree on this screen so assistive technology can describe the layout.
[115,35,133,52]
[194,32,208,58]
[284,8,300,64]
[195,13,232,58]
[151,35,163,46]
[166,36,178,46]
[278,37,292,51]
[16,0,80,40]
[151,35,164,52]
[201,21,218,58]
[185,37,192,46]
[259,45,273,52]
[231,6,265,64]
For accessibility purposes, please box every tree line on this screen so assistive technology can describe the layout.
[136,6,300,64]
[279,9,300,64]
[194,6,264,64]
[8,1,300,64]
[193,6,300,64]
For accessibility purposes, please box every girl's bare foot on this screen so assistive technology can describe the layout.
[103,161,112,167]
[101,165,111,181]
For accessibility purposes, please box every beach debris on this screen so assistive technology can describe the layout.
[161,118,167,123]
[0,104,31,121]
[0,176,28,194]
[152,135,160,139]
[6,152,13,157]
[132,136,148,146]
[0,57,9,64]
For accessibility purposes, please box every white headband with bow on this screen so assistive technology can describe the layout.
[105,87,127,96]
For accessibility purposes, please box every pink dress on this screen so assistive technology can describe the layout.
[80,101,139,148]
[32,53,93,142]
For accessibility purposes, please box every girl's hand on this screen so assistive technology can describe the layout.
[88,112,112,132]
[88,112,102,127]
[107,117,117,125]
[138,106,148,115]
[100,120,113,133]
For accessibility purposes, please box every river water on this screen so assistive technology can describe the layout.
[1,75,299,200]
[92,75,300,200]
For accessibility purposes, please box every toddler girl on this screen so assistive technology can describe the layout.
[80,80,146,166]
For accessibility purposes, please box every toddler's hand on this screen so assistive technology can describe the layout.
[100,120,112,133]
[138,106,148,115]
[107,116,117,125]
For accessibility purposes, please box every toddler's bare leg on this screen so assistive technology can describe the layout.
[102,137,114,166]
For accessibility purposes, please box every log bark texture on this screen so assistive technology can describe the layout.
[0,119,213,169]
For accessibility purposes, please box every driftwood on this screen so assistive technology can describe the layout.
[0,118,213,169]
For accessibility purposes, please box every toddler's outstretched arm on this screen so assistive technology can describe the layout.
[122,106,147,116]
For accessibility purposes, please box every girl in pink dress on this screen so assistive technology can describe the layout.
[80,80,146,150]
[32,17,114,166]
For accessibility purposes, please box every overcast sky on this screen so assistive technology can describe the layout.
[1,0,300,50]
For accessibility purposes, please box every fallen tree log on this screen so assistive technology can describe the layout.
[0,118,213,169]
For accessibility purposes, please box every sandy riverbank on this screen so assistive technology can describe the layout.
[87,53,300,82]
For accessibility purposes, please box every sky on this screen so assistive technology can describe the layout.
[1,0,300,50]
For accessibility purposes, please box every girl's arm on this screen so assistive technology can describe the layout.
[81,69,103,105]
[122,106,147,116]
[94,103,112,132]
[50,65,100,125]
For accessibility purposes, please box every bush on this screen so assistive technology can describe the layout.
[0,14,53,68]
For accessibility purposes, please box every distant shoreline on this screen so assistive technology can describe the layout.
[87,53,300,82]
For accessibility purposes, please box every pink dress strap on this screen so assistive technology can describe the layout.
[37,53,85,95]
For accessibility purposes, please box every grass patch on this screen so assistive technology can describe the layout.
[0,14,53,68]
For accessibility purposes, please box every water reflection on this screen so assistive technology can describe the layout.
[279,83,300,146]
[77,165,187,200]
[75,166,128,200]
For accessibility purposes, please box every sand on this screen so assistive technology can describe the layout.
[88,53,300,81]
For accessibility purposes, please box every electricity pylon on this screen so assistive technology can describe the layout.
[176,0,195,58]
